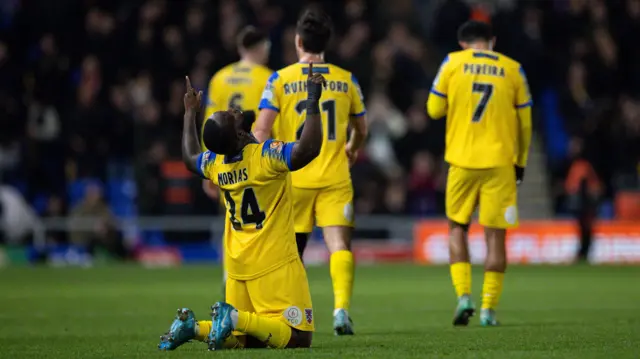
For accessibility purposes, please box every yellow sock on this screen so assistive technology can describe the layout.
[236,310,292,348]
[481,271,505,310]
[450,262,472,297]
[330,250,355,310]
[196,320,244,348]
[195,320,211,342]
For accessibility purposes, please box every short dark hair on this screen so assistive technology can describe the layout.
[203,116,235,155]
[296,8,332,54]
[237,26,267,50]
[457,21,493,43]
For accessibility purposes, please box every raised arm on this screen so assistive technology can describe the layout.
[289,63,326,171]
[182,76,204,175]
[254,72,281,142]
[254,109,277,143]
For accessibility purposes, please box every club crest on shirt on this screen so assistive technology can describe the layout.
[269,140,283,153]
[200,151,211,173]
[262,82,274,101]
[305,308,313,324]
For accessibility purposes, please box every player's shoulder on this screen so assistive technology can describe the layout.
[273,63,301,78]
[440,50,466,65]
[213,63,237,79]
[492,51,522,69]
[324,63,353,78]
[253,64,274,78]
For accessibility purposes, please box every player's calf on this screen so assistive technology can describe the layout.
[481,227,507,326]
[448,220,475,326]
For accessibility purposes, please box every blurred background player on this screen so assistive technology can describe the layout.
[254,7,368,336]
[160,68,324,351]
[426,21,532,326]
[200,26,273,296]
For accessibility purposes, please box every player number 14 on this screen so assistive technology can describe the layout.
[223,188,265,230]
[471,82,494,123]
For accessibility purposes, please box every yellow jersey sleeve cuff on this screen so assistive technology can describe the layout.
[430,88,447,98]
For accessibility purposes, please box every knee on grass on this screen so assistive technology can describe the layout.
[287,329,312,348]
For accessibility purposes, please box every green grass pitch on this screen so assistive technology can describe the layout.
[1,264,639,358]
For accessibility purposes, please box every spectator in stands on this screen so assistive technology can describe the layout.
[68,183,127,259]
[565,147,603,262]
[1,0,638,226]
[43,195,67,246]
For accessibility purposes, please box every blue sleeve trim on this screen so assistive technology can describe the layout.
[262,139,294,171]
[351,73,361,86]
[282,142,294,170]
[267,72,280,82]
[196,153,204,177]
[351,110,367,117]
[430,88,447,98]
[196,151,216,178]
[516,101,533,108]
[440,55,450,66]
[519,66,527,79]
[258,99,279,112]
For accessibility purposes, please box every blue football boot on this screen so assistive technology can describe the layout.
[333,309,355,335]
[207,302,235,351]
[158,308,197,350]
[480,308,500,326]
[453,294,476,326]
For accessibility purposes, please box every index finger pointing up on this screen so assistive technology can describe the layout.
[185,76,192,90]
[308,62,313,78]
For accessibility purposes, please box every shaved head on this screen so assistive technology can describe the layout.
[203,109,247,155]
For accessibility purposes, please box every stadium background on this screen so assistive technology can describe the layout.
[1,1,640,358]
[0,0,639,266]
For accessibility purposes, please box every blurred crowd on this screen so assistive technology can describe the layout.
[0,0,639,232]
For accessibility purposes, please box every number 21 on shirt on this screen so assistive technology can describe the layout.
[294,99,337,140]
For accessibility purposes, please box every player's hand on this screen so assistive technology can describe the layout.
[184,76,203,112]
[515,165,525,186]
[346,144,358,167]
[306,62,326,103]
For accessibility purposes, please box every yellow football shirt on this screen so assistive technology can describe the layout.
[197,139,299,280]
[258,63,366,189]
[429,49,532,169]
[203,62,273,148]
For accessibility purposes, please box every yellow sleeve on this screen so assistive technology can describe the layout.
[516,106,532,167]
[258,72,281,112]
[515,66,533,108]
[349,74,366,116]
[196,150,218,183]
[431,55,451,98]
[260,139,294,175]
[514,66,533,167]
[427,55,451,120]
[426,93,448,120]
